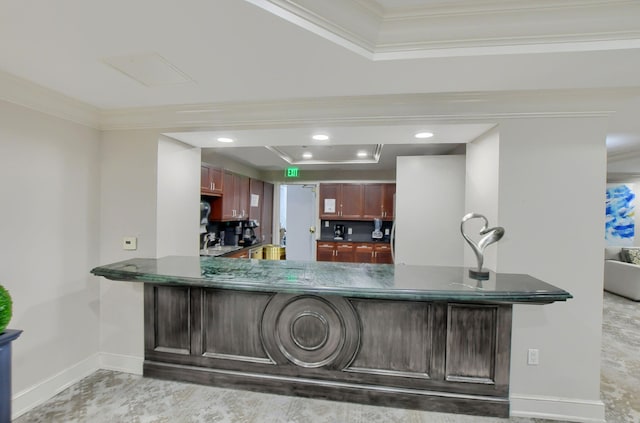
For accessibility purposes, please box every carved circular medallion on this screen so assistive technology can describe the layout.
[261,294,360,369]
[290,311,329,351]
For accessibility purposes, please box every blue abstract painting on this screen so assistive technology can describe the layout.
[605,184,635,246]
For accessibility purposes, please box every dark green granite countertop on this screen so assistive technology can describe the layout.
[91,256,571,304]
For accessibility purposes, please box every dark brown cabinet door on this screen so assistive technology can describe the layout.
[201,165,212,194]
[354,243,374,263]
[340,184,363,219]
[335,243,355,262]
[362,184,383,219]
[382,183,396,220]
[201,164,223,196]
[236,175,250,220]
[261,182,274,244]
[210,167,223,195]
[316,242,335,261]
[213,170,236,220]
[249,178,263,229]
[319,184,340,219]
[374,243,393,264]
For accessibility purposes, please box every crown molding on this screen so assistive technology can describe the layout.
[0,66,631,135]
[608,148,640,163]
[0,70,100,129]
[244,0,376,59]
[99,89,630,132]
[379,0,632,19]
[246,0,640,60]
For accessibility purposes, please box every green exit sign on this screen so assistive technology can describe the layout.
[286,167,300,178]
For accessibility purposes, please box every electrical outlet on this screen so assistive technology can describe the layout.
[527,348,539,365]
[325,221,329,227]
[123,236,137,251]
[348,227,353,234]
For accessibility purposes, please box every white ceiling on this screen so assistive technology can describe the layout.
[166,123,494,171]
[1,0,640,174]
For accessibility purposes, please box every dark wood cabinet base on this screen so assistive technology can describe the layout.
[144,360,509,417]
[144,285,512,418]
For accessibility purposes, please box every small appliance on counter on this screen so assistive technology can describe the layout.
[371,218,383,240]
[240,219,259,246]
[333,224,345,240]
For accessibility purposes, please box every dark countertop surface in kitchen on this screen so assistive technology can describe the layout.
[200,242,267,257]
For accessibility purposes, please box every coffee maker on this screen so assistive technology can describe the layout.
[241,220,259,245]
[334,224,345,240]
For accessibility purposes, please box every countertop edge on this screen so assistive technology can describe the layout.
[90,266,572,305]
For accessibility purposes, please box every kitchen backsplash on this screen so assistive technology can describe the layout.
[319,220,393,242]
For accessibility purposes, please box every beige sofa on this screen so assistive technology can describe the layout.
[604,247,640,301]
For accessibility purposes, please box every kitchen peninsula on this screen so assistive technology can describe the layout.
[91,256,571,418]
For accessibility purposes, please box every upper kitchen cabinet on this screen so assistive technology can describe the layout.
[249,178,263,221]
[341,184,364,219]
[200,164,223,196]
[363,183,396,220]
[249,178,263,240]
[211,171,249,220]
[261,182,274,243]
[236,174,250,219]
[319,183,363,220]
[320,183,394,221]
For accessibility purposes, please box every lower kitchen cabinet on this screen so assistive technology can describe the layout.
[373,243,393,264]
[317,241,392,264]
[354,243,374,262]
[316,241,354,262]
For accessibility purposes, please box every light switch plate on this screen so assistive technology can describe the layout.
[348,227,353,234]
[123,236,137,250]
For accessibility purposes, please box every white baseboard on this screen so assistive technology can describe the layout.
[511,393,605,423]
[12,354,100,419]
[98,351,143,375]
[11,352,143,420]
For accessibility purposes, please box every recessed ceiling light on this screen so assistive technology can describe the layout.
[217,137,234,143]
[414,132,434,139]
[302,152,313,159]
[357,151,368,158]
[312,134,329,141]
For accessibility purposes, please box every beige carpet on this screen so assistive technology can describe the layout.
[13,292,638,423]
[600,291,640,423]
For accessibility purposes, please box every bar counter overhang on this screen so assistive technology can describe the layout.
[91,256,572,418]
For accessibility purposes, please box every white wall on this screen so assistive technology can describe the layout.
[0,99,101,415]
[496,117,608,421]
[395,155,466,266]
[156,136,200,257]
[98,129,160,373]
[464,127,500,270]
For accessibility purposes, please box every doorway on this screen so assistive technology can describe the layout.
[280,184,317,261]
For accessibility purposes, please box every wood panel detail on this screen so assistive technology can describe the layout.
[348,299,432,378]
[446,304,498,384]
[200,289,272,363]
[146,285,191,355]
[143,286,514,418]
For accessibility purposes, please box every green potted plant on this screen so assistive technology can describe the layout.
[0,285,12,334]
